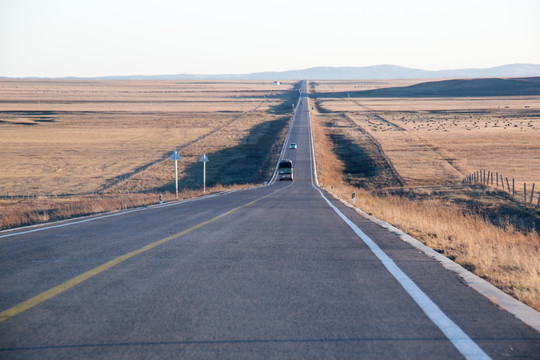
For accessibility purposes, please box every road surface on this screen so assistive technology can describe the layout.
[1,82,539,359]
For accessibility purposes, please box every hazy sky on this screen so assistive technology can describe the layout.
[1,0,539,77]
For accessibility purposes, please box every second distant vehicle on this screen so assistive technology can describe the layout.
[290,143,297,149]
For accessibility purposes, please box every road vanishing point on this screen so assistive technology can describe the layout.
[1,82,539,359]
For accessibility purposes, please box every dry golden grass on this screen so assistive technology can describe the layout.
[318,96,540,112]
[0,80,290,112]
[309,79,425,93]
[0,112,221,194]
[0,183,250,230]
[0,80,296,229]
[0,80,294,195]
[311,81,540,196]
[308,83,540,311]
[328,184,540,310]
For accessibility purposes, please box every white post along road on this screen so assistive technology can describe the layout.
[0,82,539,359]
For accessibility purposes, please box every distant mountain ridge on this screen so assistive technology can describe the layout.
[4,64,540,80]
[317,77,540,98]
[240,64,540,80]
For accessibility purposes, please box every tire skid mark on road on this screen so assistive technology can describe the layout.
[0,185,289,323]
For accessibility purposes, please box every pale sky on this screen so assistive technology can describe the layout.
[1,0,539,77]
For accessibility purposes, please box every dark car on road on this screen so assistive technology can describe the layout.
[278,160,294,181]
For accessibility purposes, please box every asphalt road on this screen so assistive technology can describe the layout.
[1,82,539,359]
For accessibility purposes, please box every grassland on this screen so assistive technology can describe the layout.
[309,80,540,310]
[0,80,298,229]
[2,78,539,310]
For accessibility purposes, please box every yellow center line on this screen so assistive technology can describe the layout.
[0,186,286,323]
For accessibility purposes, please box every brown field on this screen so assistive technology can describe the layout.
[2,78,539,310]
[309,80,540,310]
[311,80,540,196]
[309,79,426,93]
[0,80,298,228]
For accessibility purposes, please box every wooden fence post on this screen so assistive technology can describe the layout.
[512,178,515,197]
[524,183,527,202]
[530,183,535,203]
[506,177,510,193]
[496,172,499,187]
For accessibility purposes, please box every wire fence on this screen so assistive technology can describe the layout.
[462,169,539,208]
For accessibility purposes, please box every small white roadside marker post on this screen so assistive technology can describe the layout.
[169,149,182,199]
[199,153,209,193]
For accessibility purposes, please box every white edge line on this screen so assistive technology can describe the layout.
[307,80,540,334]
[306,78,540,332]
[306,83,491,359]
[316,188,490,359]
[1,83,307,238]
[337,195,540,333]
[0,190,237,239]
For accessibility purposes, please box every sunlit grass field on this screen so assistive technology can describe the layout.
[309,80,540,310]
[0,80,297,228]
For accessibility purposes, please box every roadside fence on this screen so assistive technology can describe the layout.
[462,169,539,208]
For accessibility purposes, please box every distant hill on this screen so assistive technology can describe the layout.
[241,64,540,80]
[5,64,540,81]
[317,77,540,98]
